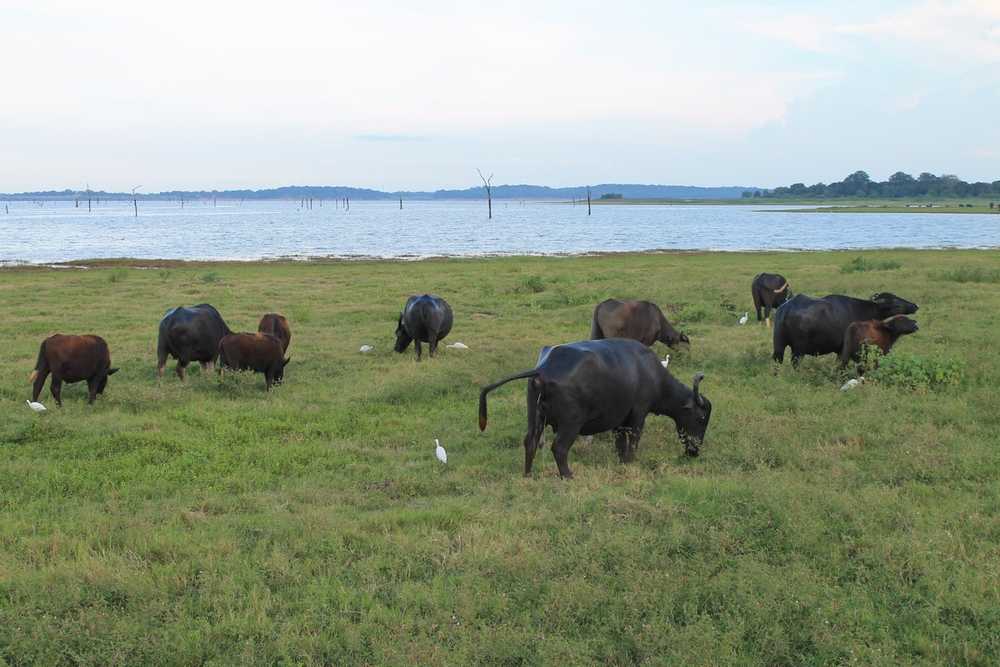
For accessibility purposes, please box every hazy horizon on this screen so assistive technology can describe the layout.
[3,1,998,193]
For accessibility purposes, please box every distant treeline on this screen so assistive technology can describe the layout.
[746,171,1000,199]
[1,183,755,202]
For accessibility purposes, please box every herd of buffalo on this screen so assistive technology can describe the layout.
[26,270,919,477]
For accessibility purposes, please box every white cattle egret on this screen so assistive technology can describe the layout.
[26,400,46,413]
[661,354,670,368]
[359,345,374,353]
[840,378,864,391]
[446,342,469,350]
[738,312,749,325]
[435,438,447,464]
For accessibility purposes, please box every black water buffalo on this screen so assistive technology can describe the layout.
[258,313,291,352]
[30,334,119,406]
[751,273,792,325]
[157,304,232,379]
[218,332,289,390]
[394,294,453,360]
[590,299,689,348]
[773,292,918,367]
[478,338,712,478]
[839,315,919,373]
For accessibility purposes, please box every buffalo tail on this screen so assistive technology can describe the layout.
[478,369,540,431]
[29,339,47,383]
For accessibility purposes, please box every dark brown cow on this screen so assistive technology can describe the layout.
[29,334,119,406]
[590,299,689,348]
[839,315,919,372]
[258,313,291,352]
[751,273,792,326]
[218,333,289,391]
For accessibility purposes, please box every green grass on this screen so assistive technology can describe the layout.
[840,256,903,273]
[2,250,999,665]
[937,266,1000,284]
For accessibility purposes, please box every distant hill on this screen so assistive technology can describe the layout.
[0,183,755,201]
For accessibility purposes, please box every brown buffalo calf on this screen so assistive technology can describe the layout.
[839,315,919,372]
[258,313,291,352]
[218,333,290,391]
[29,334,119,406]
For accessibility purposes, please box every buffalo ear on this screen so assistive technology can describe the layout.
[282,357,291,367]
[680,333,690,344]
[108,367,120,376]
[692,372,705,406]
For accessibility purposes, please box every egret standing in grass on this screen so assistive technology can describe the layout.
[435,439,447,464]
[738,312,749,325]
[26,400,46,413]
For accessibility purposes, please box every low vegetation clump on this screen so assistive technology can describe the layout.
[1,249,997,664]
[869,352,964,390]
[937,265,1000,283]
[840,256,902,273]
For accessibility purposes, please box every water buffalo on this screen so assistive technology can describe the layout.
[218,333,290,391]
[29,334,119,406]
[394,294,453,360]
[157,304,232,379]
[478,338,712,478]
[258,313,291,352]
[590,299,689,348]
[773,292,918,367]
[751,273,792,326]
[839,315,919,373]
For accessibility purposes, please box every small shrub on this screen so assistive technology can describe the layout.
[840,256,902,273]
[678,303,709,323]
[869,353,964,390]
[201,271,222,284]
[519,275,546,293]
[937,266,1000,283]
[107,268,128,283]
[158,270,171,281]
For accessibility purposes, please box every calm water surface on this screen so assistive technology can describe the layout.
[1,200,998,263]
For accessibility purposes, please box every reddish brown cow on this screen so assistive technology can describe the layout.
[258,313,291,352]
[218,333,290,391]
[591,299,689,348]
[29,334,119,406]
[839,315,919,372]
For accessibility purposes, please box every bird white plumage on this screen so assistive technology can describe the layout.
[446,342,469,350]
[26,400,47,413]
[661,354,670,368]
[435,438,447,464]
[359,344,374,353]
[840,377,864,391]
[738,312,749,325]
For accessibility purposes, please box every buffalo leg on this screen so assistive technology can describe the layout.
[764,305,772,328]
[551,427,580,479]
[428,331,440,358]
[31,369,50,402]
[200,360,214,373]
[614,429,629,462]
[523,386,546,475]
[51,377,63,407]
[414,339,423,361]
[264,370,273,392]
[87,378,98,404]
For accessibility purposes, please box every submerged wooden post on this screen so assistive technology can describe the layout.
[400,197,403,209]
[587,186,592,215]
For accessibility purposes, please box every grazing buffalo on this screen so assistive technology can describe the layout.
[478,338,712,478]
[258,313,291,352]
[839,315,919,373]
[218,333,290,391]
[751,273,792,326]
[157,304,231,379]
[773,292,918,367]
[590,299,689,348]
[29,334,119,406]
[394,294,453,360]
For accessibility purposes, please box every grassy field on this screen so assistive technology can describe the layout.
[575,198,1000,213]
[2,250,999,665]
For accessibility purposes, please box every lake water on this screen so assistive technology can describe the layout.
[1,199,998,264]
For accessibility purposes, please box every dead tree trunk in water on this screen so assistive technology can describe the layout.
[132,186,141,217]
[477,168,493,220]
[587,186,592,215]
[400,198,403,210]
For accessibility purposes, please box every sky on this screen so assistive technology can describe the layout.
[1,0,998,192]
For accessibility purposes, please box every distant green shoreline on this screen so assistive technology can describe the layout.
[564,198,1000,213]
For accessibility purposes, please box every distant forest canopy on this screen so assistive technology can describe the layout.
[746,171,1000,199]
[1,183,754,201]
